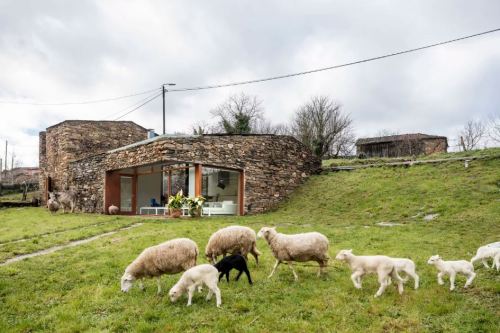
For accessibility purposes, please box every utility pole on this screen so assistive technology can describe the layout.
[162,83,176,135]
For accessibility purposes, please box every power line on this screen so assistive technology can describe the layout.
[0,88,161,106]
[103,90,165,120]
[113,92,163,120]
[167,27,500,92]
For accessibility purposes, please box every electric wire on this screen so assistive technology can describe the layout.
[113,92,163,120]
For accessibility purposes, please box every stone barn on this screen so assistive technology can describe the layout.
[39,120,320,215]
[355,133,448,158]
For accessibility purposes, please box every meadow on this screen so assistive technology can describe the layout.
[0,156,499,332]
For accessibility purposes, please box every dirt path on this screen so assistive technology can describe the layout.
[0,223,143,267]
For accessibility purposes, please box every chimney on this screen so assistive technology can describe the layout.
[147,129,157,139]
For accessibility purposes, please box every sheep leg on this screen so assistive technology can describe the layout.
[494,256,500,271]
[218,272,225,282]
[481,258,490,269]
[287,262,298,281]
[351,271,363,289]
[268,260,281,279]
[407,270,419,290]
[187,285,196,306]
[225,271,230,283]
[449,272,456,291]
[250,248,259,265]
[206,280,221,307]
[437,272,445,285]
[239,267,253,285]
[390,268,404,295]
[206,288,213,300]
[156,277,162,295]
[464,271,476,288]
[235,270,243,281]
[375,275,388,298]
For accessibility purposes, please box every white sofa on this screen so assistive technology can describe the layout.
[203,201,237,216]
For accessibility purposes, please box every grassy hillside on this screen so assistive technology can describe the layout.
[0,156,499,332]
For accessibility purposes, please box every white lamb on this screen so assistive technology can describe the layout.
[257,226,329,281]
[493,252,500,271]
[390,258,420,290]
[169,264,221,307]
[335,249,404,297]
[121,238,198,294]
[470,242,500,269]
[205,226,261,264]
[427,255,476,291]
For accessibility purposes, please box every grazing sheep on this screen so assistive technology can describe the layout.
[214,254,253,285]
[169,264,221,307]
[121,238,198,294]
[47,192,60,214]
[427,255,476,291]
[57,189,77,213]
[335,249,404,297]
[257,227,329,281]
[108,204,119,215]
[205,226,261,264]
[471,242,500,268]
[389,258,420,290]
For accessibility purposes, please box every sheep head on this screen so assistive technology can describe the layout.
[335,249,353,261]
[427,255,441,265]
[257,227,276,240]
[169,285,182,303]
[120,272,136,292]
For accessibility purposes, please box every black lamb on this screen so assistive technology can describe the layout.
[214,254,253,285]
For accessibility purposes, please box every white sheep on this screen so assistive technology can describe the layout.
[169,264,221,307]
[121,238,198,294]
[427,255,476,291]
[335,249,404,297]
[47,192,59,214]
[205,226,261,264]
[257,226,329,281]
[108,204,119,215]
[58,189,77,213]
[470,242,500,268]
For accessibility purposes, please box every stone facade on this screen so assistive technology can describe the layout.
[67,134,321,215]
[39,120,148,203]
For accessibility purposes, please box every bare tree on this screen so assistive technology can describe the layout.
[211,93,263,134]
[192,121,212,135]
[375,129,400,137]
[253,120,290,135]
[487,114,500,144]
[291,96,354,158]
[458,120,486,151]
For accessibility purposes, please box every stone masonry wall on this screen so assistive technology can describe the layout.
[68,134,321,215]
[39,120,148,204]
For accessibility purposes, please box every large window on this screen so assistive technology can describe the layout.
[163,164,195,199]
[202,167,240,215]
[120,176,133,212]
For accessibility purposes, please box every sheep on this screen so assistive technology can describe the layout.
[257,226,329,281]
[389,258,420,290]
[169,264,221,307]
[47,192,60,214]
[471,242,500,268]
[335,249,404,297]
[57,189,77,213]
[214,254,253,285]
[205,226,261,264]
[121,238,198,294]
[108,204,119,215]
[427,255,476,291]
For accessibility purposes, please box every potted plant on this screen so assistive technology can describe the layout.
[167,190,185,218]
[186,196,206,217]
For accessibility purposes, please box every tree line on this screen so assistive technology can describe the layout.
[192,93,355,159]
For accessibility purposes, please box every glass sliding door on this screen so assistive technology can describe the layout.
[120,176,133,213]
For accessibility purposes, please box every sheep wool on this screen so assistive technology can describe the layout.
[205,226,261,264]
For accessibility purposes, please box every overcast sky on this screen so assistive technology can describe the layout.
[1,0,499,166]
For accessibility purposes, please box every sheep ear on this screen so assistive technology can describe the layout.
[347,249,353,253]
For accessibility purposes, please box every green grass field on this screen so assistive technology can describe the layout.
[0,156,499,332]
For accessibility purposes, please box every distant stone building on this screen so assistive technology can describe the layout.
[39,120,320,215]
[0,167,40,185]
[39,120,149,202]
[355,133,448,158]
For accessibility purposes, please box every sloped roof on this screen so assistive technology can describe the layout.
[355,133,447,146]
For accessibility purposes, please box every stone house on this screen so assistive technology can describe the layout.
[39,120,320,215]
[355,133,448,158]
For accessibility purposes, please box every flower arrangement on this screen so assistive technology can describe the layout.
[185,196,206,217]
[167,190,185,217]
